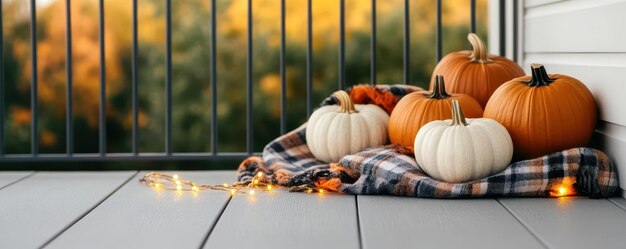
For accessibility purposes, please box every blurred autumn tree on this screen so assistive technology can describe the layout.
[1,0,488,167]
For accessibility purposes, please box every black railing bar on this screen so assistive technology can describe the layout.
[403,0,410,84]
[210,0,218,155]
[246,0,254,154]
[338,0,345,90]
[132,0,139,155]
[499,0,506,56]
[280,0,286,134]
[470,0,476,33]
[0,152,262,162]
[99,0,106,155]
[65,0,73,155]
[370,0,376,86]
[0,0,4,156]
[513,0,518,63]
[165,0,172,155]
[30,0,39,155]
[436,0,442,62]
[306,0,312,117]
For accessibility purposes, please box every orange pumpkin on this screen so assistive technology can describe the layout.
[388,75,483,148]
[484,64,597,160]
[430,33,524,108]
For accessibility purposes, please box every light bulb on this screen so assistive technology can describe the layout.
[173,174,179,180]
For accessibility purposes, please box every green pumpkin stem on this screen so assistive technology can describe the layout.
[427,75,451,99]
[450,100,468,126]
[525,63,554,87]
[468,33,492,64]
[333,90,358,113]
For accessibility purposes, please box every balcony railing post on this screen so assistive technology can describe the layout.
[30,0,39,155]
[280,0,287,134]
[370,0,377,86]
[436,0,442,62]
[0,0,4,155]
[165,0,173,155]
[99,0,106,156]
[66,0,74,155]
[499,0,506,56]
[470,0,476,33]
[132,0,139,155]
[210,0,218,155]
[513,0,519,63]
[339,0,345,90]
[306,0,313,117]
[247,0,254,154]
[404,0,410,84]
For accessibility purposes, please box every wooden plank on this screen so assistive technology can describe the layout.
[499,197,626,249]
[45,171,235,249]
[0,171,33,189]
[525,0,564,8]
[593,122,626,191]
[523,53,626,127]
[0,171,136,249]
[204,191,360,249]
[358,196,544,249]
[524,0,626,52]
[608,197,626,211]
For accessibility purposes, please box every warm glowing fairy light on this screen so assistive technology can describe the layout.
[550,177,576,197]
[139,172,329,196]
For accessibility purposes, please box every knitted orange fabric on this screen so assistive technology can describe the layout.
[349,85,404,113]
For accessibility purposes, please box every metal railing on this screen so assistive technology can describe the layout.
[0,0,513,162]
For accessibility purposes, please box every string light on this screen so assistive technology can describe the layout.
[139,172,329,196]
[550,177,576,197]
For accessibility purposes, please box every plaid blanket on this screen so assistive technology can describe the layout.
[237,85,620,198]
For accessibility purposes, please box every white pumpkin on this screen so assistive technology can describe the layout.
[414,100,513,183]
[306,90,389,163]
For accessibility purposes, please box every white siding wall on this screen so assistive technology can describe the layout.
[490,0,626,192]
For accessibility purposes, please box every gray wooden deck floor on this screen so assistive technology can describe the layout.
[1,171,625,249]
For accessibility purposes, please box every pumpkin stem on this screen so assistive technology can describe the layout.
[427,75,451,99]
[468,33,492,63]
[333,90,358,113]
[525,63,555,87]
[450,100,468,126]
